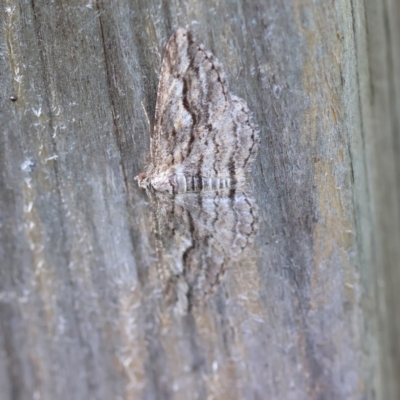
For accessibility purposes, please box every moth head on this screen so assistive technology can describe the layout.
[134,172,149,189]
[149,174,175,194]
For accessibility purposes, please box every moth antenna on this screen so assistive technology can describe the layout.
[141,101,151,133]
[141,101,153,159]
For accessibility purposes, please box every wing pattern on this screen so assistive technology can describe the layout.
[137,29,261,312]
[152,191,259,313]
[137,29,259,194]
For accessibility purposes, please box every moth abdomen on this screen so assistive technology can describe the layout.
[174,175,238,193]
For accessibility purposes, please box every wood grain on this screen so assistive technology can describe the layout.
[1,0,399,399]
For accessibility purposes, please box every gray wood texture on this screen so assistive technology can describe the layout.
[1,1,399,399]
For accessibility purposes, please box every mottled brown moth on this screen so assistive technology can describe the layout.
[136,29,259,312]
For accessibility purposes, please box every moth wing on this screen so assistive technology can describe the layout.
[152,29,191,172]
[173,191,259,257]
[153,29,259,181]
[154,191,258,309]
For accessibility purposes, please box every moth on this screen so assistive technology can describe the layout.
[135,28,259,195]
[136,29,260,311]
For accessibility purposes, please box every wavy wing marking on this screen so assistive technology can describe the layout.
[152,29,259,186]
[153,191,259,312]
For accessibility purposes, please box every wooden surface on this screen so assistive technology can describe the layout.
[1,1,399,399]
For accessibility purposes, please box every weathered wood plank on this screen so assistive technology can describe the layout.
[0,0,399,399]
[358,0,400,398]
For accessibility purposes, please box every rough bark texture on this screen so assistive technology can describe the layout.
[0,0,399,399]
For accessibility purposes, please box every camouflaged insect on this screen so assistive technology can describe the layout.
[136,29,259,313]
